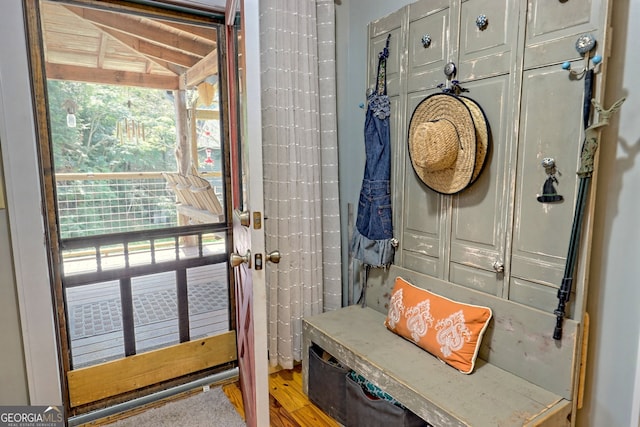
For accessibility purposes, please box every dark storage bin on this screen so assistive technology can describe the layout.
[345,374,430,427]
[308,344,349,424]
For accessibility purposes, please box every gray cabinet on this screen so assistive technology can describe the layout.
[367,0,611,316]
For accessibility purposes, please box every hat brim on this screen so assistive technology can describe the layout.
[408,93,476,194]
[458,96,490,186]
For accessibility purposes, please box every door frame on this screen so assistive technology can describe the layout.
[226,0,270,424]
[22,0,240,415]
[1,1,61,405]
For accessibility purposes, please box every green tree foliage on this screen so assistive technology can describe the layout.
[47,80,177,173]
[47,81,181,237]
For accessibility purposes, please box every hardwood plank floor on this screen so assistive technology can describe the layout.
[223,366,341,427]
[82,366,339,426]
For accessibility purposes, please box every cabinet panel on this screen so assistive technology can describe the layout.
[450,262,501,295]
[509,277,574,317]
[511,64,586,287]
[407,3,451,93]
[402,91,444,263]
[450,76,509,276]
[369,20,403,97]
[389,94,403,240]
[458,0,515,80]
[402,157,443,260]
[524,0,605,69]
[403,251,439,278]
[368,9,408,270]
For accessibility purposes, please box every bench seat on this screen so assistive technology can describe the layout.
[303,306,569,426]
[302,265,581,426]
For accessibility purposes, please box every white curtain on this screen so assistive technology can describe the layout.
[260,0,341,369]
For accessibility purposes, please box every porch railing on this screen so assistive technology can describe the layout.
[55,171,222,239]
[54,171,230,369]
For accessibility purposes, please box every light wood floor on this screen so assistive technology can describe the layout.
[223,366,341,427]
[84,366,339,427]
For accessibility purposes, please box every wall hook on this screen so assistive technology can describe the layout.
[562,34,602,78]
[437,62,468,95]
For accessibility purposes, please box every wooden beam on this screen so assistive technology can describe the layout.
[185,48,219,87]
[159,20,218,43]
[97,33,108,68]
[97,25,200,68]
[45,63,179,89]
[64,5,213,57]
[67,331,237,407]
[47,3,181,76]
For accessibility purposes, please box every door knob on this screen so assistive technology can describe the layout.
[230,250,251,268]
[266,250,281,264]
[235,210,250,227]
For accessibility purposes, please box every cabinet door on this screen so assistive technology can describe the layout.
[369,10,404,98]
[457,0,518,81]
[368,5,409,274]
[449,75,511,296]
[524,0,608,69]
[401,90,446,278]
[407,0,452,93]
[510,64,586,306]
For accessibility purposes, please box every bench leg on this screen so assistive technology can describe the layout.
[302,334,311,396]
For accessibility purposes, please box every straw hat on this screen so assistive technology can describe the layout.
[459,95,490,185]
[408,93,489,194]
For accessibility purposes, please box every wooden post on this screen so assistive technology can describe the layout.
[173,89,195,243]
[189,103,198,172]
[173,89,190,175]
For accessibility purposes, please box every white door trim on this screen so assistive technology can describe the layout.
[0,1,61,405]
[242,0,270,423]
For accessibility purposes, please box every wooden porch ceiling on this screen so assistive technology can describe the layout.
[41,1,219,90]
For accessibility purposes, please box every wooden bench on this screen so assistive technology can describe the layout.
[302,265,581,426]
[163,172,223,224]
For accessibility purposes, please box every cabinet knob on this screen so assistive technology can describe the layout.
[421,34,432,48]
[575,33,596,54]
[493,261,504,273]
[476,14,488,30]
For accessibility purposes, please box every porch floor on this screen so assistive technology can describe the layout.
[66,262,231,369]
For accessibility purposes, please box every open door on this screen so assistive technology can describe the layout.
[226,1,271,426]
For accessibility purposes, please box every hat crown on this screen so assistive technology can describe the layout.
[407,93,488,194]
[412,120,459,172]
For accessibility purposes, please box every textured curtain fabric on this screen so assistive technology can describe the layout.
[260,0,341,369]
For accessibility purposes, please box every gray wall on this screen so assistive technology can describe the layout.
[582,1,640,425]
[0,156,29,404]
[335,1,640,426]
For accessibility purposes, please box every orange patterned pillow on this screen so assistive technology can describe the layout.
[384,277,492,374]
